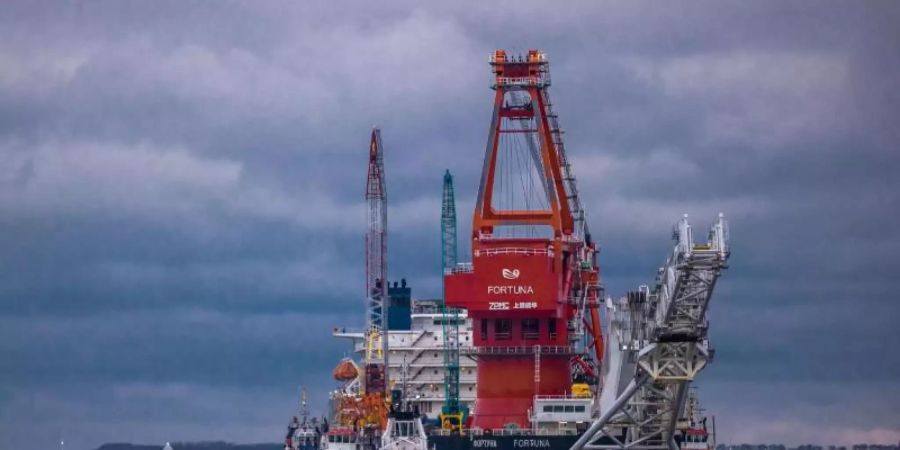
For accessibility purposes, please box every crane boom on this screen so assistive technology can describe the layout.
[366,128,387,331]
[364,128,389,402]
[440,170,466,430]
[441,170,458,273]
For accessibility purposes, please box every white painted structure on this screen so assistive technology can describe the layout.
[334,300,477,417]
[530,395,594,435]
[381,416,428,450]
[572,215,730,450]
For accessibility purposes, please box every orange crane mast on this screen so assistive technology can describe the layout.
[445,49,604,429]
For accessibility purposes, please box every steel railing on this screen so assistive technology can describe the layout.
[473,247,553,257]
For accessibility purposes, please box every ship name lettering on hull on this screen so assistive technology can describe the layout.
[487,285,534,295]
[513,439,551,448]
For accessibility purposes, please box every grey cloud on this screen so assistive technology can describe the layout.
[1,1,899,449]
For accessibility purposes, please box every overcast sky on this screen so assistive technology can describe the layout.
[1,2,899,449]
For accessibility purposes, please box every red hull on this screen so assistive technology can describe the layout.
[474,355,570,429]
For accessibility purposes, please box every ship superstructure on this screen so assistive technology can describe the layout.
[334,298,477,417]
[284,388,321,450]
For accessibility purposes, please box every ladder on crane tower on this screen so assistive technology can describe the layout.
[544,90,587,240]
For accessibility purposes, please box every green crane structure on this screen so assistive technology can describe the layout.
[440,170,467,431]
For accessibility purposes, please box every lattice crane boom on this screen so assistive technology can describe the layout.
[442,170,458,273]
[366,128,387,331]
[363,128,389,402]
[440,170,466,430]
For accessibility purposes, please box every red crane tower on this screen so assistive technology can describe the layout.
[445,49,604,430]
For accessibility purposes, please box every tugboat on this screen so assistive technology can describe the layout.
[381,390,427,450]
[285,388,322,450]
[322,428,360,450]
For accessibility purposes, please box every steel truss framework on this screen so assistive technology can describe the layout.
[572,215,729,450]
[366,128,387,331]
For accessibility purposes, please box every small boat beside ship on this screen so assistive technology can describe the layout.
[284,389,322,450]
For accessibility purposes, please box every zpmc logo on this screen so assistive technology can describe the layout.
[501,268,521,280]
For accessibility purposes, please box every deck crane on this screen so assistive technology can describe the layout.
[439,170,467,431]
[441,170,458,281]
[327,129,392,437]
[363,128,389,432]
[571,214,730,450]
[366,128,388,333]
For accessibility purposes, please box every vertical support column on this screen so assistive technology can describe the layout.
[666,383,689,450]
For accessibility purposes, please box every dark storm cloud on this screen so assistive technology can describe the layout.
[0,311,348,387]
[1,1,899,449]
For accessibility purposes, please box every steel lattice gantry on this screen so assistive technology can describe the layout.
[571,214,730,450]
